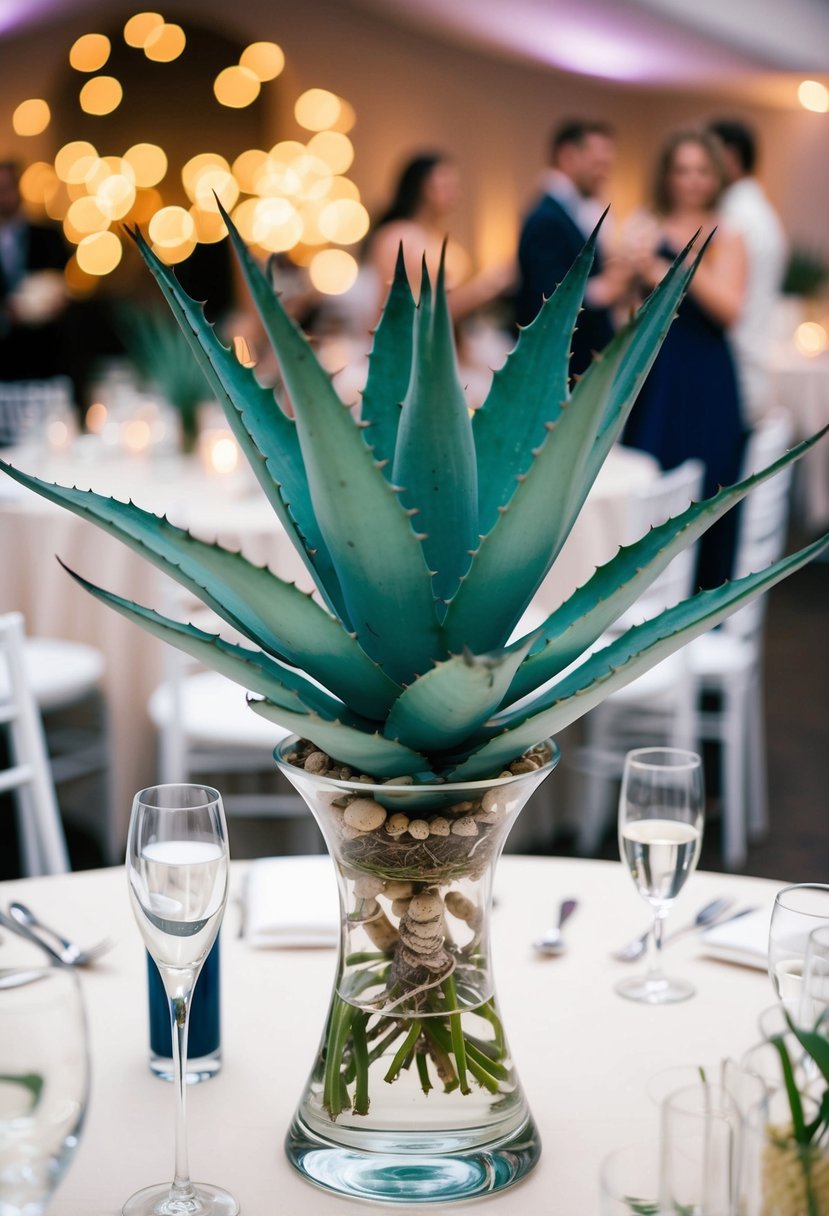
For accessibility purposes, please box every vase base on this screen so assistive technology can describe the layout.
[286,1110,541,1205]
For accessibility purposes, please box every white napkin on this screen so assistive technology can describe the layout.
[244,855,339,948]
[700,908,771,970]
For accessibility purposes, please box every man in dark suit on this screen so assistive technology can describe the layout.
[0,160,68,381]
[515,120,630,378]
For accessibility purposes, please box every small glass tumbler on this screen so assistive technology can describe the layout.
[599,1141,664,1214]
[660,1081,739,1216]
[148,934,221,1082]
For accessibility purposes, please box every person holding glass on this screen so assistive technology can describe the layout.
[622,130,748,591]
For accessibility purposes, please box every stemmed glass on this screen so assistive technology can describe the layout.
[767,883,829,1015]
[0,966,89,1214]
[123,783,238,1216]
[801,924,829,1031]
[616,747,704,1005]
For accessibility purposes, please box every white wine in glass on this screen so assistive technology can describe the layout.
[768,883,829,1016]
[616,748,704,1005]
[123,784,237,1216]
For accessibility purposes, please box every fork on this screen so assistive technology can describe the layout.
[0,905,113,967]
[610,896,734,963]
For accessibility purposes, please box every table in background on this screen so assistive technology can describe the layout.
[768,347,829,531]
[0,444,658,855]
[0,855,781,1215]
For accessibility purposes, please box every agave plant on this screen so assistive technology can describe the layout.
[1,211,826,782]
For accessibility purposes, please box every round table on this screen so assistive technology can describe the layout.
[0,855,783,1215]
[0,443,658,855]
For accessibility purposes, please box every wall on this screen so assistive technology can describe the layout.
[1,0,826,270]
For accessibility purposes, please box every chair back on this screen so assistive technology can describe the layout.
[727,413,794,641]
[0,612,69,874]
[630,459,706,615]
[0,377,73,448]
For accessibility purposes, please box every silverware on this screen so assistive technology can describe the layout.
[0,967,50,990]
[611,896,734,963]
[0,905,113,967]
[533,898,578,956]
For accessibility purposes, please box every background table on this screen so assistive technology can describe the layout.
[0,855,783,1214]
[0,444,658,854]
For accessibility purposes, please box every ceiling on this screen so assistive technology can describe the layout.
[4,0,829,89]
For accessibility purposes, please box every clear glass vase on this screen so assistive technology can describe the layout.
[275,734,559,1205]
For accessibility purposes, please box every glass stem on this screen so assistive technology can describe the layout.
[648,910,667,977]
[169,988,195,1201]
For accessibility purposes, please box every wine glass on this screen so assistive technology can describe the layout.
[800,923,829,1032]
[616,747,704,1005]
[0,966,89,1215]
[123,783,238,1216]
[767,883,829,1015]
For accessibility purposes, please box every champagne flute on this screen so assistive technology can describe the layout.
[616,747,704,1005]
[800,923,829,1033]
[767,883,829,1015]
[123,783,238,1216]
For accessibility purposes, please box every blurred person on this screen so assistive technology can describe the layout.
[0,160,68,381]
[623,130,747,590]
[366,152,513,322]
[515,119,632,377]
[707,118,787,424]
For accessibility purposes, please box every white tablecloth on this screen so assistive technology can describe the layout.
[0,444,658,854]
[768,347,829,530]
[0,856,784,1215]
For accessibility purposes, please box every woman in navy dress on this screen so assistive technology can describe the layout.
[624,131,747,590]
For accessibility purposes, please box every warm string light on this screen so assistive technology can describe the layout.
[13,16,361,293]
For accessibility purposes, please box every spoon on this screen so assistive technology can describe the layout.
[533,898,578,956]
[611,896,733,963]
[5,903,113,967]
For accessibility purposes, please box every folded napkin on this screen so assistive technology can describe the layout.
[700,908,771,971]
[244,855,339,948]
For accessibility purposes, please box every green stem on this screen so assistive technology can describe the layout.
[442,975,470,1095]
[416,1050,433,1095]
[323,997,354,1119]
[350,1012,370,1116]
[384,1021,422,1084]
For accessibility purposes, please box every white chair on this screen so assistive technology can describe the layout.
[0,377,73,448]
[0,612,70,875]
[147,586,310,839]
[572,459,706,853]
[687,413,795,869]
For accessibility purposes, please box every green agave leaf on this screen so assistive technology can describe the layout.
[443,236,706,655]
[250,700,433,779]
[505,427,827,702]
[221,204,444,683]
[392,254,478,607]
[784,1011,829,1090]
[127,227,349,624]
[383,634,537,754]
[360,246,415,471]
[448,533,829,778]
[59,562,360,722]
[579,231,707,488]
[0,463,398,720]
[473,216,603,535]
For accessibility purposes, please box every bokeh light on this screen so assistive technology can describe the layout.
[309,248,358,294]
[214,65,260,108]
[294,88,341,131]
[253,198,303,252]
[795,321,828,356]
[69,33,111,72]
[319,198,369,245]
[19,162,58,205]
[149,205,196,248]
[798,80,829,113]
[79,76,123,116]
[12,99,51,137]
[231,148,267,193]
[181,152,230,201]
[194,168,239,213]
[76,230,123,275]
[124,142,167,187]
[239,41,285,82]
[143,23,186,63]
[123,11,163,48]
[308,131,354,174]
[330,98,356,134]
[152,235,197,265]
[189,206,228,243]
[55,141,97,182]
[128,187,163,224]
[65,196,111,237]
